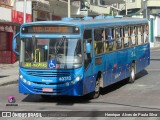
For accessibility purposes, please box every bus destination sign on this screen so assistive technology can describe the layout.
[32,26,68,33]
[22,25,79,34]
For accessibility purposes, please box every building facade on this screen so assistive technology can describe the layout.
[118,0,160,47]
[83,0,160,47]
[0,0,25,64]
[0,0,55,64]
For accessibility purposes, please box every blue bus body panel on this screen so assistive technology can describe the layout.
[92,43,150,88]
[19,80,83,96]
[135,44,150,73]
[19,67,84,96]
[83,63,97,95]
[18,18,150,96]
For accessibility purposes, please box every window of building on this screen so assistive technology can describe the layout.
[90,0,98,5]
[129,0,136,3]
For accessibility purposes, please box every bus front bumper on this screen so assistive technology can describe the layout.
[18,79,83,96]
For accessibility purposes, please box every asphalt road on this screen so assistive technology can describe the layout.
[0,49,160,120]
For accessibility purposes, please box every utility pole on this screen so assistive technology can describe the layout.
[23,0,27,23]
[125,0,128,15]
[143,0,148,19]
[68,0,71,18]
[117,3,119,15]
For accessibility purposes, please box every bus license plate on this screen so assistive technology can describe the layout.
[42,88,53,92]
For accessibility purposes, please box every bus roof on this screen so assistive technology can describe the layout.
[21,17,148,28]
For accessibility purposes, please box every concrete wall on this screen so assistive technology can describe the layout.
[15,1,32,14]
[147,0,160,7]
[0,7,11,21]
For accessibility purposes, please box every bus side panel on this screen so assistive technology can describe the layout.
[103,50,131,88]
[92,43,150,89]
[116,50,131,81]
[83,75,97,95]
[83,62,97,95]
[102,52,117,87]
[125,47,136,78]
[135,43,150,74]
[102,64,113,87]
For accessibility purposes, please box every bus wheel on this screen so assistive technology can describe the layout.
[88,78,100,99]
[128,63,135,83]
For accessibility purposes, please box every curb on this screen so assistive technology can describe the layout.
[150,46,160,50]
[0,80,18,86]
[0,75,18,86]
[0,62,19,86]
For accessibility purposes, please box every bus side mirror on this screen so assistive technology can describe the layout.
[12,32,20,55]
[86,42,91,54]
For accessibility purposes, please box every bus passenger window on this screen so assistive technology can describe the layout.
[124,27,129,48]
[141,26,145,44]
[144,25,149,43]
[104,41,109,53]
[131,27,136,46]
[102,29,108,53]
[137,26,142,45]
[105,28,114,52]
[94,29,104,55]
[104,29,109,52]
[134,26,138,45]
[83,29,92,70]
[102,29,105,41]
[115,28,122,49]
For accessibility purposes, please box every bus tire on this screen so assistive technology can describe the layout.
[88,78,100,99]
[128,63,136,83]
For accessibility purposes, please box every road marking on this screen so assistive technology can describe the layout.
[137,84,146,87]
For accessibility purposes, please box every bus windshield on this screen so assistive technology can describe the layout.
[20,38,82,69]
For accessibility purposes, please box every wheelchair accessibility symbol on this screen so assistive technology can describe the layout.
[48,60,56,69]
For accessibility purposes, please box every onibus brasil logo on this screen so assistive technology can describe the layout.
[8,96,16,103]
[6,96,17,106]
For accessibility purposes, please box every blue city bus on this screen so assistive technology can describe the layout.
[13,17,150,99]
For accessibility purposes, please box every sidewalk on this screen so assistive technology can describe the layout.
[0,61,19,86]
[151,46,160,50]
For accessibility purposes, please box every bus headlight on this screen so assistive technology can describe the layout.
[20,75,23,79]
[22,77,31,85]
[23,79,26,83]
[27,81,31,85]
[75,76,81,82]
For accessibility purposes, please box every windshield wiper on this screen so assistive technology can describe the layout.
[55,37,66,55]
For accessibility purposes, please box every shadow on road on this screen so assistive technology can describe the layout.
[150,59,160,61]
[100,70,148,96]
[135,69,148,80]
[0,75,9,78]
[22,95,89,105]
[22,70,148,105]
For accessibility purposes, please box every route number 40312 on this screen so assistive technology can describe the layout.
[59,76,71,81]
